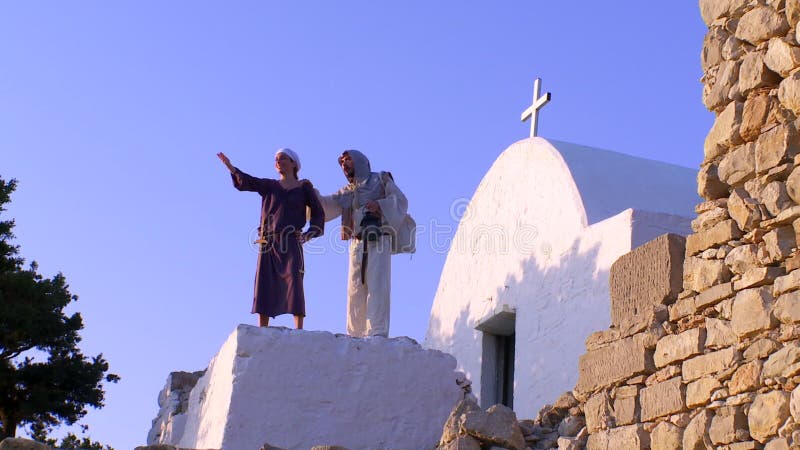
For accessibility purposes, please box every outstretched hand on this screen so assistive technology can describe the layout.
[217,152,235,173]
[217,152,231,166]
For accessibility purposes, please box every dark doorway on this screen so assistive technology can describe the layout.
[476,309,516,409]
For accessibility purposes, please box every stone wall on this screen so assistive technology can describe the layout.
[509,3,800,447]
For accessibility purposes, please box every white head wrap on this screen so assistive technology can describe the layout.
[275,148,301,171]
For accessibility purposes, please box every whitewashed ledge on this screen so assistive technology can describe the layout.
[147,325,464,450]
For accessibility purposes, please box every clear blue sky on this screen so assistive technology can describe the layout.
[2,2,710,448]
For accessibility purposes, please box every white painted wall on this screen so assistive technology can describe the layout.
[167,325,462,450]
[424,137,697,419]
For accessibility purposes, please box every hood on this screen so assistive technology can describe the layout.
[344,149,371,185]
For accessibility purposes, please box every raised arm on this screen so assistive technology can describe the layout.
[217,152,271,194]
[217,152,236,173]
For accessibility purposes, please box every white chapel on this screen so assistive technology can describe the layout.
[424,136,699,420]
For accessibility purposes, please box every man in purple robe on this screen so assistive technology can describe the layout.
[218,149,324,329]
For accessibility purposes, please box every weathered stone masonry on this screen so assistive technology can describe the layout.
[570,1,800,448]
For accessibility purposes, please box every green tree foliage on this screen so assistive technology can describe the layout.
[0,177,120,441]
[30,422,113,450]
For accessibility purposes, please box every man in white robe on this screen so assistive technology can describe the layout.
[318,150,408,337]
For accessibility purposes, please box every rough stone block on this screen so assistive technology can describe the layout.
[557,415,585,438]
[725,244,760,275]
[556,436,583,450]
[439,436,482,450]
[788,166,800,205]
[774,291,800,324]
[718,297,735,320]
[792,384,800,422]
[765,37,800,77]
[749,390,791,443]
[669,296,696,321]
[683,256,732,293]
[639,377,685,421]
[576,333,656,397]
[586,424,650,450]
[786,253,800,272]
[763,342,800,378]
[697,164,729,200]
[462,404,526,450]
[697,199,728,215]
[735,6,790,45]
[774,270,800,296]
[745,338,781,361]
[733,266,784,290]
[705,59,741,112]
[439,398,482,447]
[654,328,706,368]
[739,51,782,97]
[683,347,740,381]
[732,286,777,338]
[764,438,790,450]
[740,92,780,143]
[610,234,685,328]
[585,390,612,433]
[709,405,749,445]
[696,282,735,310]
[764,226,796,262]
[686,220,742,256]
[698,3,722,25]
[730,359,763,395]
[760,181,792,217]
[706,317,737,349]
[650,421,682,450]
[692,206,729,232]
[703,25,728,68]
[728,187,761,232]
[705,101,743,161]
[719,143,757,187]
[683,408,713,450]
[613,391,638,426]
[778,71,800,115]
[789,0,800,27]
[723,33,750,61]
[795,216,800,242]
[756,123,800,174]
[686,377,722,408]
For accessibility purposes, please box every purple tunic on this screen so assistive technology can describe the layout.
[231,169,324,318]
